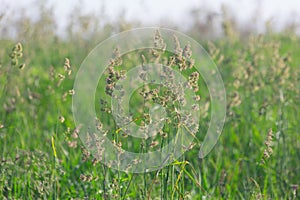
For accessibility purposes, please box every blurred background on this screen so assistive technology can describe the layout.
[1,0,300,40]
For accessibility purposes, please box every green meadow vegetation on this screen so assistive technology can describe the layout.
[0,6,299,199]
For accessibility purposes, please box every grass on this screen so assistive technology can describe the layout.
[0,14,299,199]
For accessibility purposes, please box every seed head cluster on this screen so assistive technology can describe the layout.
[261,128,274,164]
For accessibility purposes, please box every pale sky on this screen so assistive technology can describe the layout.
[1,0,300,35]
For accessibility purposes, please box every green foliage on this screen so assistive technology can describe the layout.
[0,12,299,200]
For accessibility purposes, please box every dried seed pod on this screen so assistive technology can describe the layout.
[183,43,192,59]
[16,52,23,58]
[58,74,65,80]
[58,116,65,123]
[68,89,75,95]
[150,141,159,148]
[19,63,26,69]
[16,43,22,51]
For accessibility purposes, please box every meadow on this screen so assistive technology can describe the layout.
[0,7,299,199]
